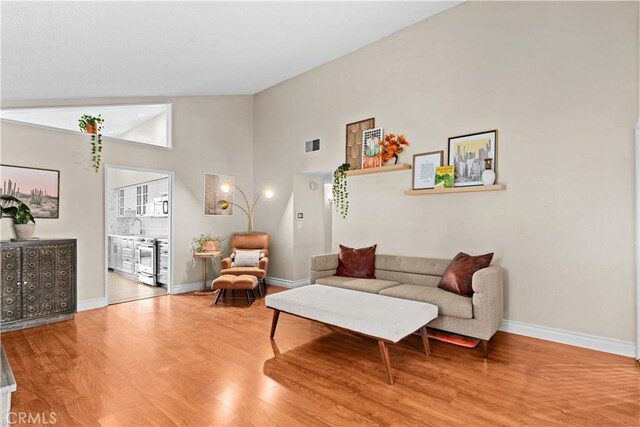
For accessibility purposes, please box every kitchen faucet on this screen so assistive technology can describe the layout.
[132,218,144,235]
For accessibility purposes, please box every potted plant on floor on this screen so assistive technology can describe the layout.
[1,196,36,240]
[78,114,105,173]
[192,234,227,253]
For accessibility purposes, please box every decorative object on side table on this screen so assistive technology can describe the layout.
[204,173,234,216]
[448,130,497,187]
[192,233,227,253]
[362,127,384,169]
[482,158,496,186]
[0,164,60,218]
[412,151,443,190]
[1,196,36,240]
[332,163,351,219]
[379,133,410,165]
[345,117,375,170]
[217,182,274,234]
[78,114,105,172]
[434,166,455,189]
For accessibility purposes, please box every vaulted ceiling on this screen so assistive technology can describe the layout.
[1,1,460,100]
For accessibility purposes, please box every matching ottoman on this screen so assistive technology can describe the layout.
[212,274,258,305]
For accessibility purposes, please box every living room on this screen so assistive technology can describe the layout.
[0,1,638,426]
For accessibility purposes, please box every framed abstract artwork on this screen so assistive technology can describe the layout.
[0,164,60,218]
[412,151,444,190]
[204,173,233,216]
[448,130,497,187]
[345,117,375,170]
[362,127,384,169]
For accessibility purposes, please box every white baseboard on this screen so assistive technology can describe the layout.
[500,319,636,358]
[266,277,310,289]
[171,282,202,294]
[77,297,107,312]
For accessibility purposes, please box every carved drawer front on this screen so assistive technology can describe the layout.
[1,247,22,323]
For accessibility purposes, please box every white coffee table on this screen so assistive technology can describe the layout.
[265,284,438,384]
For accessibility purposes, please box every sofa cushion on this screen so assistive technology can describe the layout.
[438,252,493,297]
[315,276,400,294]
[379,284,473,319]
[336,244,376,279]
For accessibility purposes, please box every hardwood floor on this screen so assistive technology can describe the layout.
[107,271,166,305]
[2,286,638,426]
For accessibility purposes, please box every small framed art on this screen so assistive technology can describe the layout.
[448,130,497,187]
[412,151,443,190]
[362,127,384,169]
[0,164,60,218]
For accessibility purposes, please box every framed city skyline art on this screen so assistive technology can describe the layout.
[448,130,497,187]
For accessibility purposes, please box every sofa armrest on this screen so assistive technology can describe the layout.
[259,256,269,274]
[221,257,232,269]
[310,253,339,284]
[471,266,504,329]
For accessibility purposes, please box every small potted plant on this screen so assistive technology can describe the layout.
[78,114,105,173]
[1,195,36,240]
[332,163,351,219]
[192,234,227,253]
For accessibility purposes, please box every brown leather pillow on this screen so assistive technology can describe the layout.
[336,244,377,279]
[438,252,494,297]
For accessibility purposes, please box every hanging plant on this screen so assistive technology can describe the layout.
[333,163,351,219]
[78,114,105,172]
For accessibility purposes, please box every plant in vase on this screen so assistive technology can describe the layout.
[78,114,105,173]
[379,133,410,165]
[192,233,227,253]
[332,163,351,219]
[1,195,36,240]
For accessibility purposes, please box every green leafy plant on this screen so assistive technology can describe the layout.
[333,163,351,219]
[0,195,35,224]
[191,233,227,252]
[78,114,105,173]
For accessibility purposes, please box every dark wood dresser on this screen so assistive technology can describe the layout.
[0,239,77,332]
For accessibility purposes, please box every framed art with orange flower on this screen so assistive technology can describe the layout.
[362,127,383,169]
[412,151,443,190]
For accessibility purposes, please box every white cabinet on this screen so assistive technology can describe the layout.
[116,178,169,218]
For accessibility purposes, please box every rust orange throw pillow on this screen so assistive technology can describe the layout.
[336,244,377,279]
[438,252,493,297]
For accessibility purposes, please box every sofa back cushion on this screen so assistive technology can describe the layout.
[336,244,377,279]
[374,254,450,287]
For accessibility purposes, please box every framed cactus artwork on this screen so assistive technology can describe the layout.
[0,164,60,218]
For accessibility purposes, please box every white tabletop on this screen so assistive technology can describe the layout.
[266,284,438,343]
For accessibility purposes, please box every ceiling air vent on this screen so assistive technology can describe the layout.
[305,138,320,154]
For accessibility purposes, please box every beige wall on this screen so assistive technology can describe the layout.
[119,111,167,147]
[1,96,254,303]
[253,1,639,341]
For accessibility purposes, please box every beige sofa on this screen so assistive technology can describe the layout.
[310,253,504,354]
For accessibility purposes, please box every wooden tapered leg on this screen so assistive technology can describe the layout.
[257,281,263,297]
[420,326,431,356]
[270,310,280,339]
[481,340,488,358]
[378,340,394,385]
[214,289,222,305]
[245,290,251,305]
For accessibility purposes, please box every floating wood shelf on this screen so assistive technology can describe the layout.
[404,184,506,196]
[346,164,411,177]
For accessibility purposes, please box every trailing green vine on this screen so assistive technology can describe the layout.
[333,163,351,218]
[78,114,105,172]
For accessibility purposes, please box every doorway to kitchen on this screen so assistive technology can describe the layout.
[105,165,173,305]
